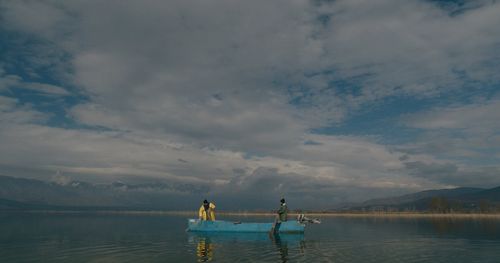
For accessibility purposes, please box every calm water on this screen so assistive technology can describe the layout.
[1,213,500,262]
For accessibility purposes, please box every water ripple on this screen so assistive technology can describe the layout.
[2,214,500,262]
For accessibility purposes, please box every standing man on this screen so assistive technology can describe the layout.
[271,198,289,234]
[199,199,216,221]
[277,198,288,222]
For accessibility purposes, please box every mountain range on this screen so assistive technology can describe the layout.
[338,186,500,212]
[1,174,499,212]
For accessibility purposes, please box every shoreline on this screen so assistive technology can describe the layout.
[3,210,500,219]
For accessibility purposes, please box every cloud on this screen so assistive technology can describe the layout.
[3,0,500,128]
[0,70,70,96]
[0,95,48,124]
[69,98,307,155]
[398,98,500,161]
[0,96,17,111]
[320,0,500,94]
[402,160,500,187]
[392,97,500,188]
[283,0,500,124]
[403,98,500,131]
[0,107,450,207]
[0,1,70,37]
[1,0,500,208]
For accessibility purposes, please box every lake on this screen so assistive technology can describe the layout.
[1,212,500,262]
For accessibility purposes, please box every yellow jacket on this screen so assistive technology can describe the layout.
[199,203,216,221]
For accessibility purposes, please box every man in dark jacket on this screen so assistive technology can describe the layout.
[271,198,289,234]
[277,198,288,222]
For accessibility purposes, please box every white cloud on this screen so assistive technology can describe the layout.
[0,71,70,96]
[0,0,72,39]
[0,109,452,203]
[319,0,500,97]
[0,95,48,124]
[1,0,500,206]
[403,98,500,131]
[399,98,500,157]
[0,96,18,111]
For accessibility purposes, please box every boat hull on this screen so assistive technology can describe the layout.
[187,219,305,233]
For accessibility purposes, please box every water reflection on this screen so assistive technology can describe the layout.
[196,236,214,262]
[427,217,500,239]
[269,233,289,262]
[430,218,466,235]
[3,213,500,262]
[189,232,304,262]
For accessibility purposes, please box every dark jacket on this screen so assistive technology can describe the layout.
[277,203,288,222]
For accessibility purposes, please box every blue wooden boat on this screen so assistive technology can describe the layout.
[187,219,305,233]
[188,231,305,243]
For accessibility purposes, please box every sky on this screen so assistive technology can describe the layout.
[1,0,500,209]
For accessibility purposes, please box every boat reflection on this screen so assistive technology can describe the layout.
[188,232,305,262]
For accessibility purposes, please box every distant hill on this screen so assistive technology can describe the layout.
[459,186,500,202]
[361,187,484,207]
[338,186,500,212]
[0,175,208,210]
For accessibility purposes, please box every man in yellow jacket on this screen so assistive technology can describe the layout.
[199,199,216,221]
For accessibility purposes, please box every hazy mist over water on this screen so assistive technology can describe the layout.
[1,213,500,262]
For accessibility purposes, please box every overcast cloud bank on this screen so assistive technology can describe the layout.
[1,0,499,208]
